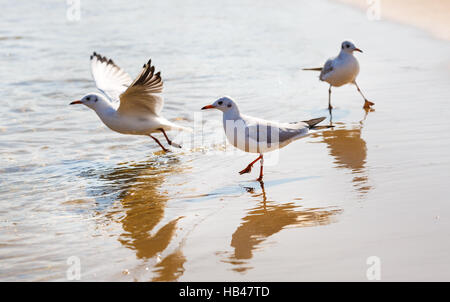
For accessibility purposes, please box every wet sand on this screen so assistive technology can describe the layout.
[1,0,450,281]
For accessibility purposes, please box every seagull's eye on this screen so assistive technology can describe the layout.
[218,101,223,105]
[346,44,350,48]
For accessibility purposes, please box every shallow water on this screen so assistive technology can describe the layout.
[1,0,450,281]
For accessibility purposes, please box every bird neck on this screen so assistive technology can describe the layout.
[222,107,241,122]
[92,100,116,119]
[338,50,354,59]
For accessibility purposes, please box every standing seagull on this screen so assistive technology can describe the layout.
[70,52,191,152]
[201,96,330,181]
[303,41,374,110]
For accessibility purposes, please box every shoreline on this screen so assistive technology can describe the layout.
[335,0,450,41]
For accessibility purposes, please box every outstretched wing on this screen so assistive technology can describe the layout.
[90,52,133,103]
[91,51,132,102]
[319,58,335,81]
[117,59,164,116]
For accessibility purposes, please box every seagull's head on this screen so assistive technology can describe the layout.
[70,93,107,110]
[201,96,239,115]
[341,40,362,54]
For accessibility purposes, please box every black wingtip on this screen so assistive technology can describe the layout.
[302,67,323,71]
[90,52,117,66]
[304,117,327,128]
[311,124,335,130]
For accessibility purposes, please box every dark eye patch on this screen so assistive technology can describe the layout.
[86,96,90,101]
[227,104,232,108]
[218,101,223,105]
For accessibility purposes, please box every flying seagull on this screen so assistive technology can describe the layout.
[70,52,191,152]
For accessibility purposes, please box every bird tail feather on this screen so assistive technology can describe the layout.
[310,125,334,130]
[302,117,329,129]
[302,67,323,71]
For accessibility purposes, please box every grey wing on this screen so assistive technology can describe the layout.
[117,59,164,116]
[319,58,334,81]
[90,52,133,103]
[246,121,307,145]
[278,125,309,144]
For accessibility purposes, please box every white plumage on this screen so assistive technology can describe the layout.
[71,52,191,152]
[319,53,359,87]
[303,40,374,110]
[202,96,328,180]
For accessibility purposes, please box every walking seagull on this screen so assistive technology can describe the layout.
[303,41,374,110]
[70,52,191,152]
[201,96,330,181]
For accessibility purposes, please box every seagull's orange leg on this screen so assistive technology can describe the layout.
[328,85,333,111]
[354,81,374,109]
[159,128,181,148]
[256,155,264,181]
[239,154,263,175]
[149,135,169,152]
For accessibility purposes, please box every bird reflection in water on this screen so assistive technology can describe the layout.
[222,180,341,273]
[95,156,187,281]
[151,249,186,282]
[317,110,372,197]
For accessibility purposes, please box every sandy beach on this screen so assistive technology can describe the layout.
[1,0,450,281]
[337,0,450,40]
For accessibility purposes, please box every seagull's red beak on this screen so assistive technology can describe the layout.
[201,104,215,110]
[354,48,363,53]
[70,100,83,105]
